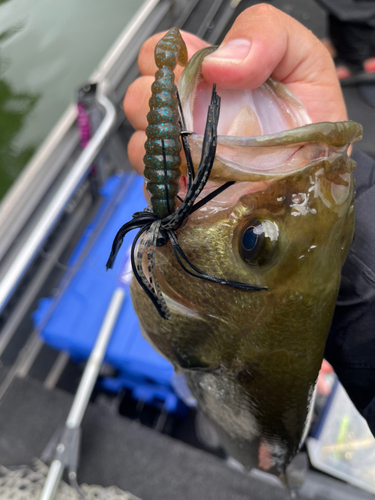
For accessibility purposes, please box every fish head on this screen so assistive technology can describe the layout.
[131,46,362,477]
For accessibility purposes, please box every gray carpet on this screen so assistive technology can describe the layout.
[0,372,372,500]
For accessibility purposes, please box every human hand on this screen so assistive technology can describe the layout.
[124,3,348,176]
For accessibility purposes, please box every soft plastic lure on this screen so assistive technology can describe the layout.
[144,27,187,219]
[106,28,265,319]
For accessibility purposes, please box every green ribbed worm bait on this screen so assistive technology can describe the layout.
[107,28,264,319]
[143,28,188,219]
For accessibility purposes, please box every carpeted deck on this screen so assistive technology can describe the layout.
[0,372,372,500]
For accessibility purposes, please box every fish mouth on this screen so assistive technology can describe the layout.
[177,47,363,181]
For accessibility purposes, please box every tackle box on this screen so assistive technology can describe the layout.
[307,379,375,494]
[33,173,182,413]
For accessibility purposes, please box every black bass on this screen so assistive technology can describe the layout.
[111,29,363,482]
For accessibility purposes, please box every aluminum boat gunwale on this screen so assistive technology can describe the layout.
[0,0,165,267]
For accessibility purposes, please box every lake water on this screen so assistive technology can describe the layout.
[0,0,141,199]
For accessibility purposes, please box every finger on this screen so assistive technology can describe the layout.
[143,182,150,203]
[127,130,147,176]
[138,30,209,77]
[203,4,318,88]
[202,4,347,122]
[123,76,153,130]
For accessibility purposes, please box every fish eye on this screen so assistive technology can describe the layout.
[239,219,278,265]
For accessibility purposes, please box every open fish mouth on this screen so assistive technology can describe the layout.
[178,47,363,182]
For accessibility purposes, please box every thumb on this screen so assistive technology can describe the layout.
[202,4,347,122]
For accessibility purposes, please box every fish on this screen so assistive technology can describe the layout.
[118,30,363,483]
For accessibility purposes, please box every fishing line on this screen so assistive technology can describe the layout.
[177,89,195,189]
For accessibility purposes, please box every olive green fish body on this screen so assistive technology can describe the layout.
[132,39,363,479]
[132,155,356,474]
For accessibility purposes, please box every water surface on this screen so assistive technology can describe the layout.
[0,0,141,199]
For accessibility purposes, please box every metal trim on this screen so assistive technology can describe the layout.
[0,0,161,259]
[0,95,116,312]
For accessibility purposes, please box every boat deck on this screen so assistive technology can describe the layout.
[1,366,373,500]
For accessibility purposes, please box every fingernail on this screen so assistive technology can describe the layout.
[205,39,251,63]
